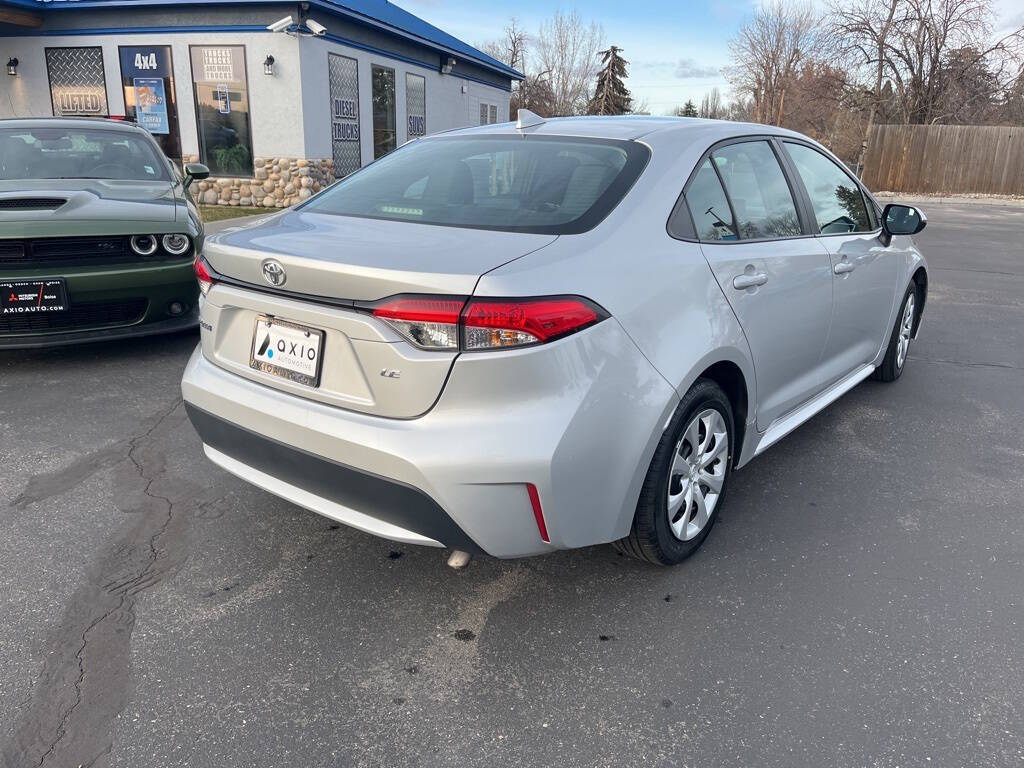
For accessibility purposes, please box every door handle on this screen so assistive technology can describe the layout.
[834,260,856,275]
[733,272,768,290]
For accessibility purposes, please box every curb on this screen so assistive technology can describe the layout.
[874,192,1024,208]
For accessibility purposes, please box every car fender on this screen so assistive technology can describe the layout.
[871,238,929,366]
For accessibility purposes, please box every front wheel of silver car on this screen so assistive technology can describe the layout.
[873,285,918,383]
[614,379,734,566]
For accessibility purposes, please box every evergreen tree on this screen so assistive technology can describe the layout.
[587,46,632,115]
[675,99,698,117]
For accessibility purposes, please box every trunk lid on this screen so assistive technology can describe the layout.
[200,210,558,418]
[203,209,558,301]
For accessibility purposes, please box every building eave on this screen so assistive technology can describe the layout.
[12,0,525,80]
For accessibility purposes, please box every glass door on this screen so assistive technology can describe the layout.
[119,45,182,166]
[371,65,396,159]
[188,45,254,177]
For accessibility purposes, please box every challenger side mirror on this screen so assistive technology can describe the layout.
[183,162,210,189]
[880,203,927,246]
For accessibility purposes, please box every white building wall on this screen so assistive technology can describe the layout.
[0,31,306,158]
[298,36,511,167]
[1,32,511,164]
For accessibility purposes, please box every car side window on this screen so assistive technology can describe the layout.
[784,142,871,234]
[684,158,737,241]
[710,141,801,240]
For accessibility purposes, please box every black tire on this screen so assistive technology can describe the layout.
[614,378,735,566]
[872,284,917,383]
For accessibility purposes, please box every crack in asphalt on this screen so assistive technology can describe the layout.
[908,355,1023,371]
[4,400,197,768]
[33,604,116,768]
[932,266,1024,277]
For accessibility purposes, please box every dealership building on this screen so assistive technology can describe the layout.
[0,0,520,206]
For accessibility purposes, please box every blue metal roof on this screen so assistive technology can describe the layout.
[3,0,524,80]
[312,0,522,80]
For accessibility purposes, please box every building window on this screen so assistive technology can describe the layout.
[371,65,396,159]
[479,102,499,125]
[189,45,254,177]
[45,47,108,117]
[405,72,426,141]
[119,45,182,165]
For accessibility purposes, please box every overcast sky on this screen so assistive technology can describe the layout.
[396,0,1024,115]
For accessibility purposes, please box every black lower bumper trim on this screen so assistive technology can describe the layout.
[0,306,198,349]
[184,402,483,554]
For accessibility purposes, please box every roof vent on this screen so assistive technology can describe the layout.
[0,198,67,210]
[516,109,545,130]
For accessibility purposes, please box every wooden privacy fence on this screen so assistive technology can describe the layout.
[862,124,1024,196]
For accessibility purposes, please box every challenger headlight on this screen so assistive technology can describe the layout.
[129,234,158,256]
[161,233,191,256]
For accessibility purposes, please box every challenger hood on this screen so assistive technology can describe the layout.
[0,179,180,231]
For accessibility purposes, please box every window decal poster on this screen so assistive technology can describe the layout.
[133,77,169,134]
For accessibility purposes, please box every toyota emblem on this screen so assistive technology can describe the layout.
[262,259,287,287]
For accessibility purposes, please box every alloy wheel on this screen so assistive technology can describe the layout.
[896,293,915,369]
[667,408,728,541]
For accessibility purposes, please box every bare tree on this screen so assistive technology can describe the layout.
[699,88,726,119]
[833,0,1024,134]
[830,0,903,173]
[726,1,824,125]
[479,18,527,72]
[534,10,605,116]
[887,0,1023,124]
[479,19,528,120]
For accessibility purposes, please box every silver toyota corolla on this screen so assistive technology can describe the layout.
[182,113,928,565]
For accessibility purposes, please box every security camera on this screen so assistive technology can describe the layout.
[306,19,327,36]
[266,15,293,33]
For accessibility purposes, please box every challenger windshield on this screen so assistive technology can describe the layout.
[0,127,169,182]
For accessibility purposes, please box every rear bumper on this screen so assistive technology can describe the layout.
[186,402,483,552]
[181,319,677,558]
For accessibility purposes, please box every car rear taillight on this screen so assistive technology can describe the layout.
[368,294,608,351]
[194,255,216,296]
[462,297,604,349]
[371,296,464,349]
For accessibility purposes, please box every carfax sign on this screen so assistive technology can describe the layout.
[133,78,169,134]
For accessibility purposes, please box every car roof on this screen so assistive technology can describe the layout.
[0,117,149,134]
[438,115,807,143]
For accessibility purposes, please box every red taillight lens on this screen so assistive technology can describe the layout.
[193,255,215,296]
[366,294,607,351]
[371,295,465,349]
[462,297,603,349]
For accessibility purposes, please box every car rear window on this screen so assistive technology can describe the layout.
[0,126,168,181]
[300,134,650,234]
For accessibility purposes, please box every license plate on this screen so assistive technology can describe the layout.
[0,278,68,315]
[250,316,324,388]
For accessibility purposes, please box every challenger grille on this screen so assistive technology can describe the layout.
[0,236,128,268]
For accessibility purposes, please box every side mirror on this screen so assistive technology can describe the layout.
[183,162,210,189]
[880,203,926,246]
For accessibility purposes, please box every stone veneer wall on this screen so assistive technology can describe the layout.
[184,155,335,208]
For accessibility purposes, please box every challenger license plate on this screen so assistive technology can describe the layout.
[250,316,324,387]
[1,278,68,315]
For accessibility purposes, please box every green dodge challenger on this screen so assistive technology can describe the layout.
[0,118,209,348]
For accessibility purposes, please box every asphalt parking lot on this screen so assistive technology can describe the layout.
[2,202,1022,768]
